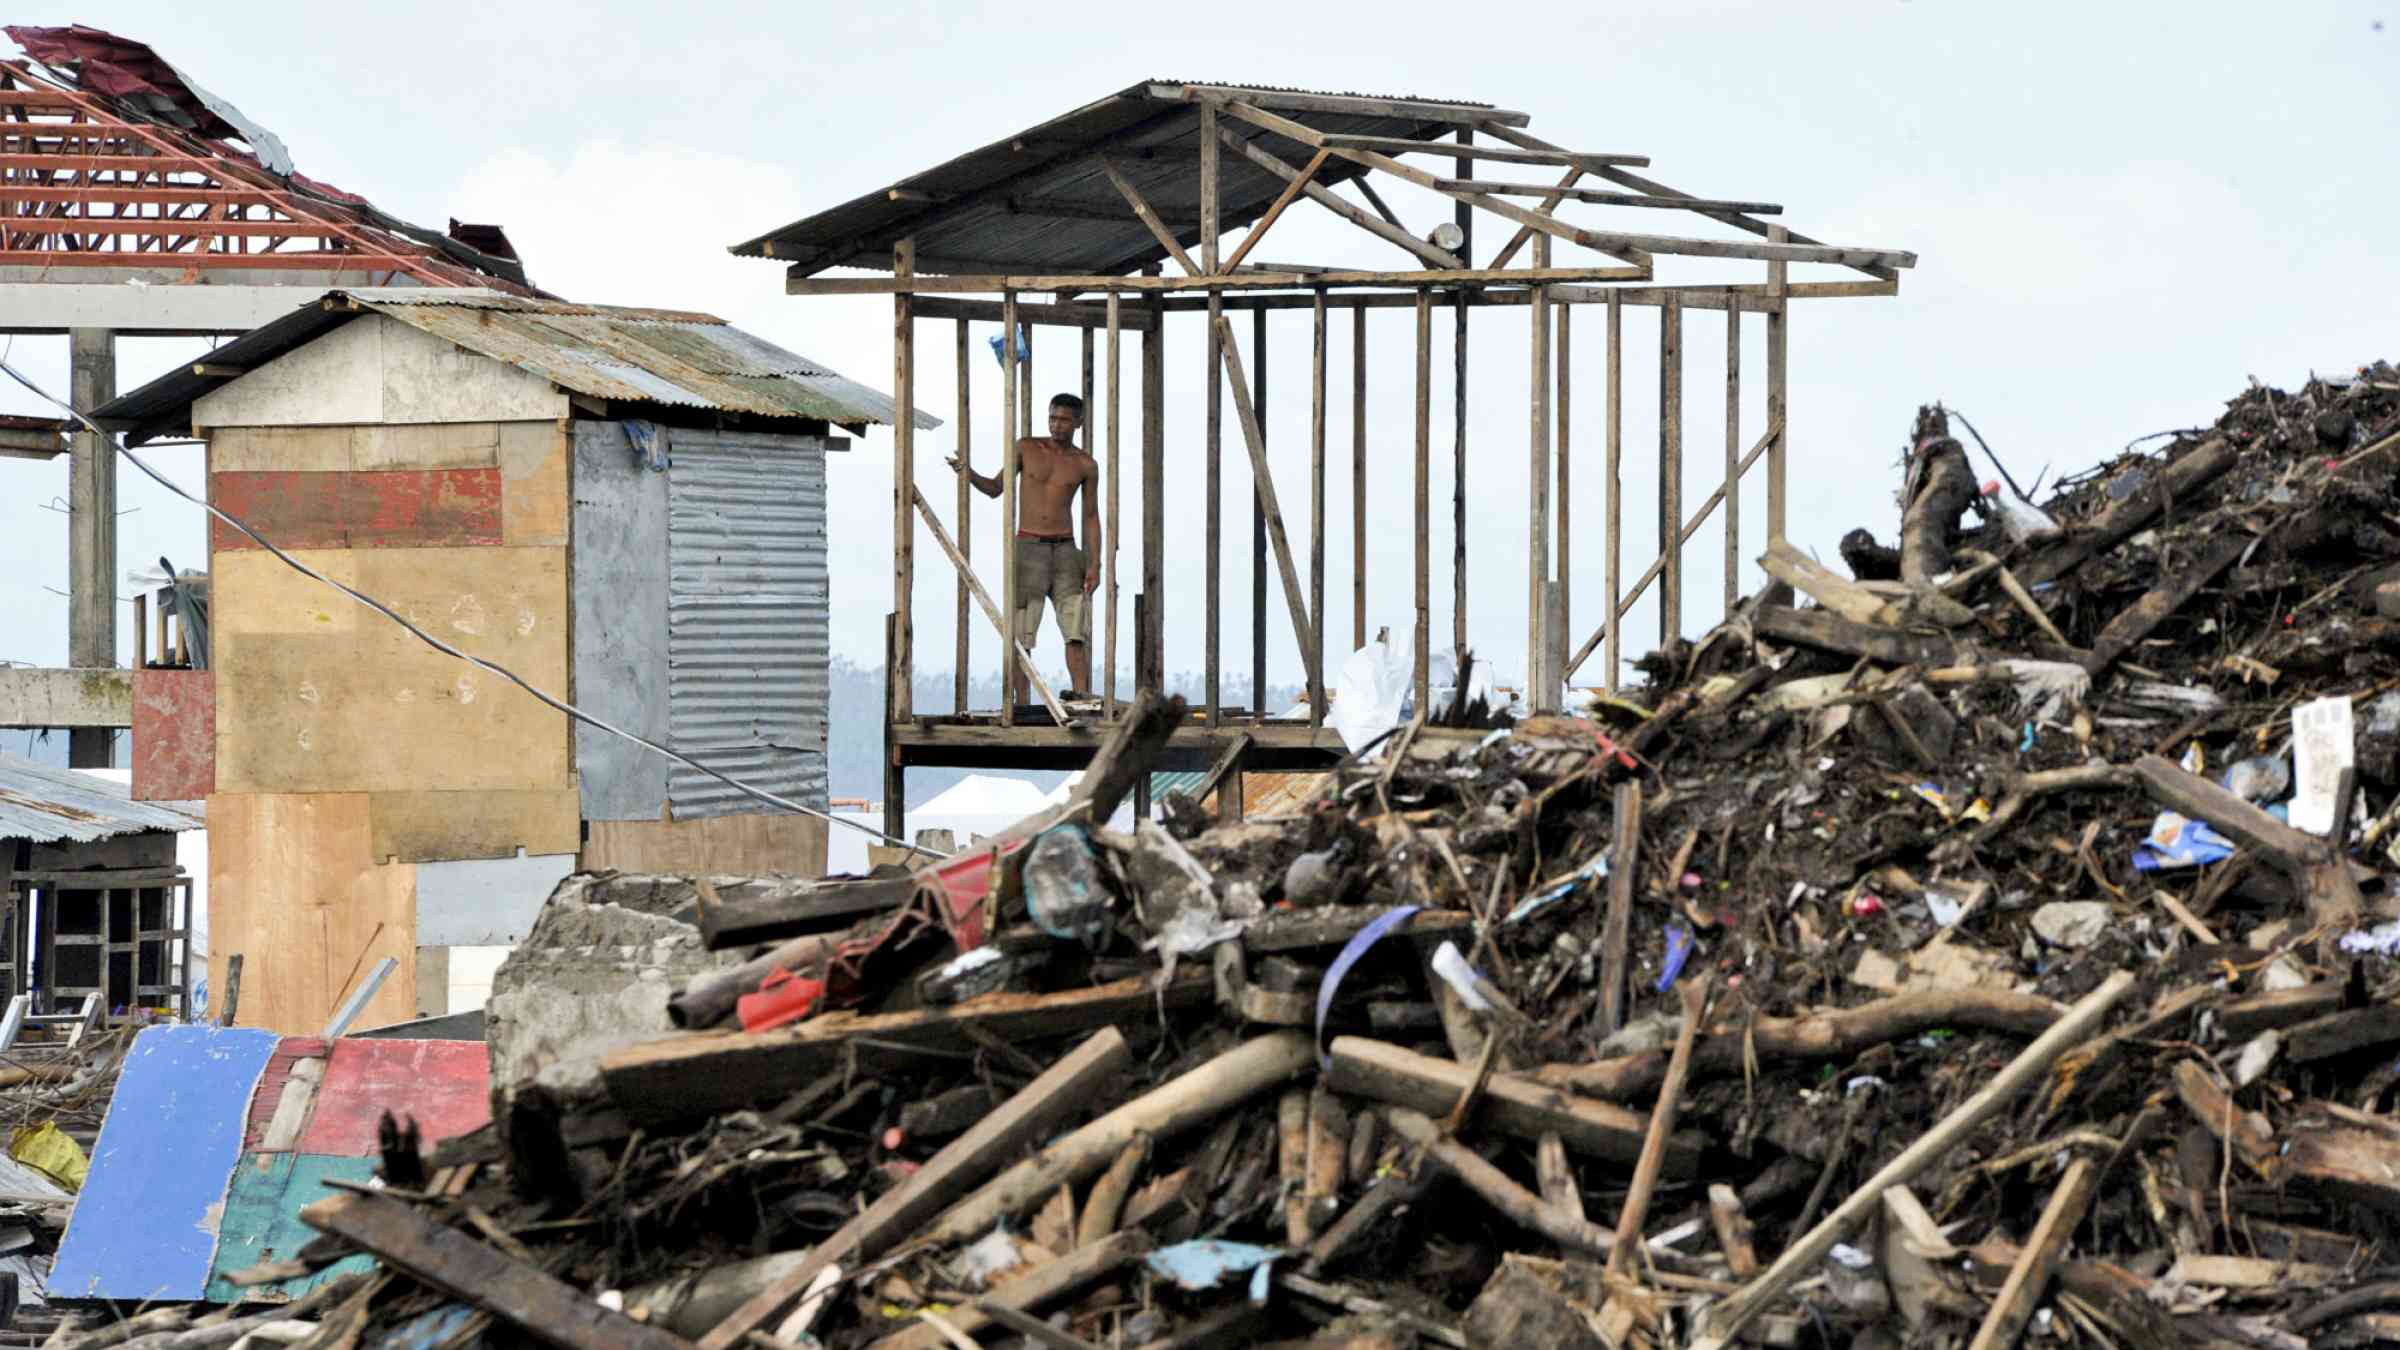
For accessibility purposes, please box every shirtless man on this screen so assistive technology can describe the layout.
[949,393,1099,702]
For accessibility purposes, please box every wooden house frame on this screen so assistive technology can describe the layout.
[737,82,1914,836]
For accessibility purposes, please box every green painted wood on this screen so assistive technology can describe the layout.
[203,1152,378,1303]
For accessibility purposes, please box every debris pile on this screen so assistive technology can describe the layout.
[69,366,2400,1348]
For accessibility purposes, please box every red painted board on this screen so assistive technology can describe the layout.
[241,1036,328,1153]
[132,668,215,801]
[209,468,503,552]
[296,1039,491,1156]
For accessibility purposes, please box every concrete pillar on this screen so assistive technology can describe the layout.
[68,328,116,768]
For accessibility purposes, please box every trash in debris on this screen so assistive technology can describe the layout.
[2290,694,2355,834]
[1655,922,1694,991]
[2223,754,2291,802]
[1429,940,1492,1011]
[1022,823,1108,942]
[736,967,825,1033]
[2029,900,2111,948]
[6,1123,85,1194]
[2132,810,2237,871]
[1144,1239,1281,1297]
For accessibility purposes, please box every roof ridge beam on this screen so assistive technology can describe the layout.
[1149,83,1529,127]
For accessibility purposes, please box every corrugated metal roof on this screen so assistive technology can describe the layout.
[732,80,1506,278]
[0,752,202,843]
[95,288,935,444]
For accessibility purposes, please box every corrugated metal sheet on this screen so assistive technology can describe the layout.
[569,422,673,821]
[732,80,1500,278]
[666,429,830,818]
[0,750,202,843]
[95,288,934,445]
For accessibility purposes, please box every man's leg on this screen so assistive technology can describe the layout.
[1065,640,1092,696]
[1009,535,1043,711]
[1058,549,1094,697]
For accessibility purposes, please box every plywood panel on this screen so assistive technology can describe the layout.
[210,468,503,552]
[499,420,568,546]
[207,792,417,1035]
[414,852,574,944]
[132,667,214,800]
[48,1025,281,1301]
[203,1153,377,1303]
[214,547,569,794]
[582,811,828,878]
[210,422,502,474]
[194,316,568,429]
[367,788,581,863]
[298,1039,491,1155]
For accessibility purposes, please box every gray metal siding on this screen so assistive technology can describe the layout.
[665,429,830,817]
[570,422,673,820]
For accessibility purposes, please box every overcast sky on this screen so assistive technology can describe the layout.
[1,1,2393,710]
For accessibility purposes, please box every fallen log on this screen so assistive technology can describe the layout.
[1531,988,2066,1101]
[694,1028,1133,1350]
[605,971,1208,1123]
[918,1032,1315,1247]
[2019,435,2239,587]
[1693,969,2137,1350]
[1327,1037,1699,1169]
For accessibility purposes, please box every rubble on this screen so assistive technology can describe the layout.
[57,363,2400,1346]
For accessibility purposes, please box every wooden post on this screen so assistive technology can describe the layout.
[1556,301,1571,681]
[1105,295,1121,717]
[1203,102,1224,727]
[1413,288,1432,713]
[1142,284,1165,696]
[1766,226,1789,545]
[1724,306,1741,618]
[883,615,905,844]
[1001,289,1020,726]
[68,327,115,769]
[1528,236,1553,711]
[892,242,915,723]
[953,319,971,714]
[1453,130,1474,669]
[1603,291,1623,694]
[1352,304,1367,653]
[1658,291,1683,648]
[1252,307,1269,724]
[1309,288,1328,728]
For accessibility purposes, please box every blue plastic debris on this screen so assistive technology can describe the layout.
[988,326,1032,369]
[2132,811,2236,872]
[2340,921,2400,956]
[1145,1239,1281,1300]
[1315,906,1420,1066]
[2019,722,2037,753]
[1506,852,1609,925]
[1655,922,1694,993]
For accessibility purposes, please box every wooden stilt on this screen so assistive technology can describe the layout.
[893,241,916,722]
[1767,226,1789,545]
[1001,289,1020,726]
[1252,307,1269,724]
[1142,284,1165,695]
[1658,291,1683,648]
[1105,294,1121,717]
[1414,288,1432,712]
[1352,305,1367,653]
[1528,237,1552,710]
[1556,301,1571,685]
[953,319,971,714]
[1309,288,1328,728]
[1724,306,1741,618]
[1604,290,1623,694]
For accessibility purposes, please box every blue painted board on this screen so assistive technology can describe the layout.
[49,1025,280,1301]
[204,1152,378,1303]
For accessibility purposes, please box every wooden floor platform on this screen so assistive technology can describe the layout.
[888,710,1348,772]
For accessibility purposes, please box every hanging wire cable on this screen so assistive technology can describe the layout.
[0,357,933,855]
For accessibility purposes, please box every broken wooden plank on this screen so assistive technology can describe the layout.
[1752,604,1982,667]
[2082,532,2252,675]
[870,1230,1149,1350]
[2284,1117,2400,1215]
[1383,1107,1682,1268]
[695,1028,1134,1350]
[1709,1184,1759,1277]
[1597,782,1640,1037]
[1694,970,2137,1350]
[1607,975,1710,1276]
[1328,1036,1699,1169]
[2166,1254,2345,1291]
[693,874,919,950]
[1761,540,1972,629]
[2172,1059,2278,1179]
[1304,1167,1433,1275]
[2282,1003,2400,1063]
[1964,1157,2098,1350]
[2019,436,2238,587]
[606,973,1205,1123]
[1278,1272,1468,1349]
[1242,907,1473,953]
[1536,1134,1584,1223]
[2132,754,2363,935]
[302,1190,688,1350]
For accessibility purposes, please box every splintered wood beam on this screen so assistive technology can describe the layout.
[1215,314,1324,700]
[1479,120,1901,284]
[1098,156,1202,277]
[1321,134,1649,167]
[303,1190,689,1350]
[1222,148,1330,274]
[1217,127,1463,269]
[1438,178,1783,214]
[912,488,1070,724]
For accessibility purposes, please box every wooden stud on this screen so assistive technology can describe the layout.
[1000,290,1020,726]
[1142,286,1166,696]
[1309,288,1328,728]
[1658,292,1682,647]
[1413,288,1432,712]
[1352,304,1368,653]
[1556,301,1571,677]
[1104,296,1121,717]
[1529,235,1552,710]
[1097,156,1202,278]
[1724,307,1741,618]
[1252,307,1269,726]
[1964,1159,2099,1350]
[1199,103,1220,274]
[1603,290,1623,694]
[893,240,916,722]
[1215,128,1465,271]
[1452,290,1470,668]
[1766,227,1788,544]
[883,616,904,843]
[1215,316,1323,704]
[1598,782,1639,1035]
[953,319,971,714]
[1206,287,1223,726]
[1607,976,1711,1277]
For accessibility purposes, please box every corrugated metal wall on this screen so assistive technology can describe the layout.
[570,422,672,820]
[664,429,830,816]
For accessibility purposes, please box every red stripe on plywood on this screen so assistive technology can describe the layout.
[296,1039,491,1156]
[209,469,504,551]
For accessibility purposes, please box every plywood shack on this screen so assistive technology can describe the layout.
[96,288,926,1033]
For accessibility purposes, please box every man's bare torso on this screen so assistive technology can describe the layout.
[1014,436,1093,538]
